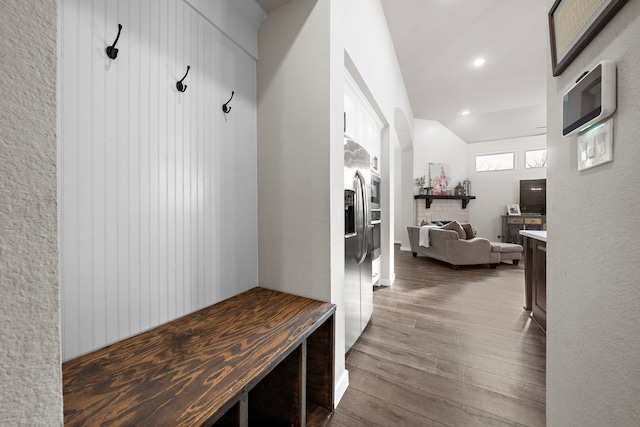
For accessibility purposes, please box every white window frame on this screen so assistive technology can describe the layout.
[525,149,548,168]
[475,151,516,172]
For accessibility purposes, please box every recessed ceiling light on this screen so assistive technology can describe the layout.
[462,110,470,116]
[473,58,485,67]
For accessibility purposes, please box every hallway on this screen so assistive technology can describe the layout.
[330,246,546,426]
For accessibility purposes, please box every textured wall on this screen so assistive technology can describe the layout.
[546,0,640,425]
[0,0,63,424]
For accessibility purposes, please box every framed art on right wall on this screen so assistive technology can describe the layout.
[507,204,521,216]
[549,0,629,76]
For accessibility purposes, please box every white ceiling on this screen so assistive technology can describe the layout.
[257,0,548,143]
[380,0,548,143]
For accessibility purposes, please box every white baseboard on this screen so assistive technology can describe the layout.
[334,369,349,406]
[400,246,411,252]
[379,273,395,286]
[394,240,402,245]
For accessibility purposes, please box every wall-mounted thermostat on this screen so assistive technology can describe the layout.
[563,60,616,137]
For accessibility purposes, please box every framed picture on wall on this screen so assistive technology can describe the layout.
[429,163,451,196]
[507,204,522,216]
[549,0,629,76]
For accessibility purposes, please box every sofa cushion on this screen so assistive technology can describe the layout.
[461,223,475,240]
[440,220,466,240]
[491,242,524,253]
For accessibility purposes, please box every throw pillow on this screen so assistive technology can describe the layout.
[441,220,466,240]
[461,223,475,240]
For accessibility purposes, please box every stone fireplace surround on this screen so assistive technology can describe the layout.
[415,199,470,226]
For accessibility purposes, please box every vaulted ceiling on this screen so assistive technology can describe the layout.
[256,0,548,143]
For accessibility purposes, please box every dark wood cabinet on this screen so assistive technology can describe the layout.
[501,215,546,245]
[531,242,547,332]
[522,233,546,333]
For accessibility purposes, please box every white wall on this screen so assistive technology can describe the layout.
[399,149,415,251]
[466,135,546,240]
[0,1,62,424]
[380,126,395,284]
[257,0,345,395]
[59,0,259,361]
[393,143,403,243]
[186,0,264,58]
[546,1,640,425]
[413,119,468,192]
[341,2,414,140]
[257,0,333,302]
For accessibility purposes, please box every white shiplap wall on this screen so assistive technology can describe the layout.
[59,0,259,361]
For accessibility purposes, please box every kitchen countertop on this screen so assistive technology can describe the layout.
[520,230,547,242]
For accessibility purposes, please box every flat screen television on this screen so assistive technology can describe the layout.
[520,179,546,215]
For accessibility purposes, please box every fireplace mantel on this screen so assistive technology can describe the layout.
[414,195,476,209]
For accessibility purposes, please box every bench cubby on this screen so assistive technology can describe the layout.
[63,287,335,427]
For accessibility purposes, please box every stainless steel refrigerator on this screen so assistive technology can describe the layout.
[344,138,373,352]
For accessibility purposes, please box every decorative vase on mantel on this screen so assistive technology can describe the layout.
[455,182,464,196]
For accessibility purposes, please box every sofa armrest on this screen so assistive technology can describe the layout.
[407,226,457,255]
[448,237,495,265]
[453,237,492,249]
[407,226,420,253]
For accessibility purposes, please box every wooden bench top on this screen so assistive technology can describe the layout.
[63,287,335,426]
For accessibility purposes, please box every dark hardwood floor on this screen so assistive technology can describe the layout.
[330,245,546,427]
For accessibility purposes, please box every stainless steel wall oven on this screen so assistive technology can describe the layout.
[370,171,380,210]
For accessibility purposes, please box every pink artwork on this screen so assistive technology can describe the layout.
[430,163,450,196]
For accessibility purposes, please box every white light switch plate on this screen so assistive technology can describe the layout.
[577,118,613,171]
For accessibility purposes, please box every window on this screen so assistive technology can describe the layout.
[525,149,547,168]
[475,152,515,172]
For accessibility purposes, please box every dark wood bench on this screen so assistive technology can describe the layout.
[63,287,336,426]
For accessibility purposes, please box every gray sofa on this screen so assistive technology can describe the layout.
[407,225,500,269]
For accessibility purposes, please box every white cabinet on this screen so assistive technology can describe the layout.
[372,257,381,286]
[369,119,381,174]
[344,70,383,172]
[356,107,367,152]
[367,118,381,175]
[344,90,356,139]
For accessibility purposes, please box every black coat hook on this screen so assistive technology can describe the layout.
[106,24,123,59]
[176,66,190,92]
[222,91,235,113]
